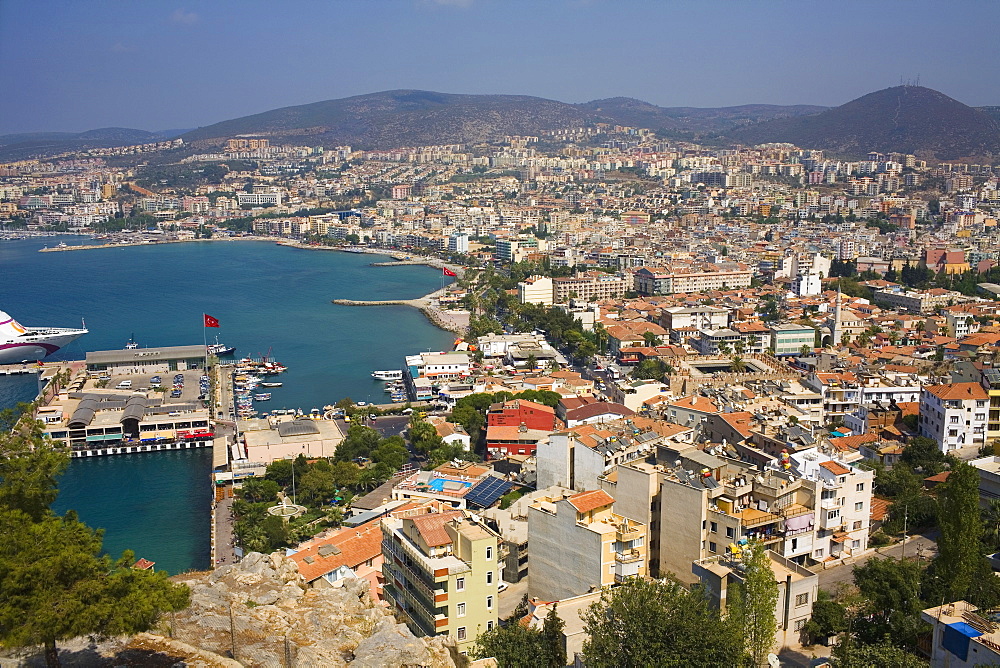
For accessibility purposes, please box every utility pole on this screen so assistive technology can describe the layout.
[900,504,909,561]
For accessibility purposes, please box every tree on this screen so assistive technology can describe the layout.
[852,557,924,648]
[730,356,747,373]
[297,466,336,507]
[802,590,848,644]
[470,622,544,668]
[239,477,280,503]
[0,429,190,667]
[832,634,927,668]
[933,462,986,603]
[728,542,778,666]
[265,459,294,487]
[581,577,741,668]
[541,602,566,668]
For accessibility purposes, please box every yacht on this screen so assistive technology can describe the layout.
[371,369,404,381]
[0,309,88,364]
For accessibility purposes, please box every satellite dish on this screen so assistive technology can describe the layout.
[767,653,780,667]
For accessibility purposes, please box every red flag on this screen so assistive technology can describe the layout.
[204,314,220,328]
[442,267,457,277]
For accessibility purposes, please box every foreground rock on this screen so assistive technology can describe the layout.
[130,552,461,667]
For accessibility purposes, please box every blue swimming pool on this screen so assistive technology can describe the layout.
[428,477,473,492]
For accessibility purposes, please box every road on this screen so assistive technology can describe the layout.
[816,532,939,591]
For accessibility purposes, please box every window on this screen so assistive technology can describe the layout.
[710,521,718,533]
[486,546,493,561]
[487,620,494,632]
[486,571,493,585]
[457,602,466,617]
[856,483,864,492]
[855,502,864,511]
[814,548,824,558]
[456,577,465,592]
[457,627,467,641]
[709,542,717,553]
[726,526,735,539]
[852,540,861,548]
[827,510,840,520]
[487,595,493,610]
[853,521,862,530]
[794,619,806,632]
[950,415,959,424]
[795,593,809,606]
[949,429,958,437]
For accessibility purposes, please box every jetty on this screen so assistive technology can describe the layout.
[0,364,41,376]
[331,287,469,334]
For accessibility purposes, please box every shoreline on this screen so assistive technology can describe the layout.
[331,285,470,335]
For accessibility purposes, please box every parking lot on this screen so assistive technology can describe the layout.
[96,368,210,404]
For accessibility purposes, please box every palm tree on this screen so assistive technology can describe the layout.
[730,356,747,373]
[984,498,1000,552]
[717,341,731,356]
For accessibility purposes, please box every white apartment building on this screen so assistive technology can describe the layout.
[919,382,989,452]
[517,275,554,306]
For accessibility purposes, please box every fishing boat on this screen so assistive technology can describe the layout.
[260,382,282,388]
[254,393,272,401]
[207,336,236,356]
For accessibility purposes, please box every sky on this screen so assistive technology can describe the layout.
[2,0,999,135]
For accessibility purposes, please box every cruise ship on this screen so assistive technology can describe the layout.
[0,309,88,364]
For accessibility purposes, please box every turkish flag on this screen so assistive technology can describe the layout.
[442,267,457,277]
[204,314,220,328]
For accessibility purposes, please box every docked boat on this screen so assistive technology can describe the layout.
[207,336,236,356]
[260,382,282,387]
[0,309,88,364]
[372,369,404,381]
[254,393,272,401]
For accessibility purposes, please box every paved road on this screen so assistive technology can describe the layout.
[817,532,939,591]
[498,577,530,620]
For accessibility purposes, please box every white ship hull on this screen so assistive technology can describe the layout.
[0,310,88,364]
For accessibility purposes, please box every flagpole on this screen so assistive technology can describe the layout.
[203,314,208,370]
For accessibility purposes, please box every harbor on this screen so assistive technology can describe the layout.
[0,235,455,575]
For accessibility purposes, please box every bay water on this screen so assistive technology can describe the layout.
[0,235,454,573]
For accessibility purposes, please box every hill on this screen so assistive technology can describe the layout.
[576,97,827,136]
[0,127,178,161]
[180,90,826,149]
[727,86,1000,161]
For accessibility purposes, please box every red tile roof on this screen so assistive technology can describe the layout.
[411,511,463,548]
[568,489,614,514]
[923,382,988,401]
[819,460,851,476]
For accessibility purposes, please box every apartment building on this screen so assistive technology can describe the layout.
[658,305,730,336]
[381,507,501,653]
[634,264,753,296]
[770,324,817,356]
[517,275,554,305]
[552,272,627,303]
[236,191,283,207]
[919,382,989,452]
[604,445,872,584]
[536,417,690,492]
[527,489,647,601]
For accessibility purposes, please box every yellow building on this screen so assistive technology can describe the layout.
[527,489,647,601]
[381,507,500,654]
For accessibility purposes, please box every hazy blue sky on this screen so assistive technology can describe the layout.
[2,0,998,134]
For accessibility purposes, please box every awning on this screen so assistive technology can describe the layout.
[85,433,124,442]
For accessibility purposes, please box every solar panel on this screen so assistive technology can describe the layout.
[466,476,514,509]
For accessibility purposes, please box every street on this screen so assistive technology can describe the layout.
[816,532,939,591]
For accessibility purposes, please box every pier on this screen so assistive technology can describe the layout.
[0,365,40,376]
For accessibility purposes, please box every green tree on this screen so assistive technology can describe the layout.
[852,557,925,648]
[297,466,336,507]
[581,577,741,668]
[0,429,190,667]
[802,590,848,644]
[832,634,928,667]
[470,622,544,667]
[239,477,280,503]
[541,602,566,667]
[265,459,294,487]
[728,542,778,666]
[934,462,983,602]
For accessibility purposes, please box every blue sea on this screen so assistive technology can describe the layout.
[0,235,454,573]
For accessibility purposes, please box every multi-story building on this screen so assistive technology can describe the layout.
[658,305,730,335]
[919,382,989,452]
[603,445,872,584]
[236,191,283,207]
[634,264,752,296]
[770,324,817,356]
[381,506,501,653]
[527,489,647,601]
[517,275,554,305]
[552,272,627,303]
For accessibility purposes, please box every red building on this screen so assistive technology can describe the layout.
[485,399,557,459]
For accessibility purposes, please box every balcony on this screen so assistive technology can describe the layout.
[615,548,643,564]
[384,583,441,637]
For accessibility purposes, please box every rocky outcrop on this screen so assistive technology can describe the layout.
[133,552,460,668]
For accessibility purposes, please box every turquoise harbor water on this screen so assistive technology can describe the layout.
[0,235,454,574]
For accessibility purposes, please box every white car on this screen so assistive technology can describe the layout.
[498,580,509,593]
